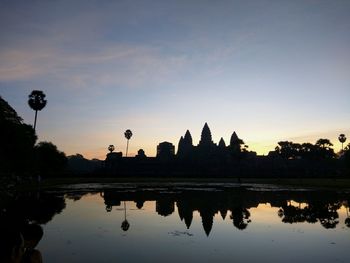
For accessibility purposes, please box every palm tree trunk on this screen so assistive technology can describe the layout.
[33,110,38,131]
[126,139,129,157]
[124,201,127,220]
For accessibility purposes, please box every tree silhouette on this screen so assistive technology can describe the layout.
[34,141,67,176]
[1,96,37,174]
[124,129,133,157]
[108,145,115,153]
[338,134,347,151]
[315,138,335,159]
[28,90,47,131]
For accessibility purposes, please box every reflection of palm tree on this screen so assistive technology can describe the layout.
[338,134,347,151]
[121,201,130,231]
[28,90,47,131]
[108,145,115,153]
[106,205,112,212]
[124,129,133,157]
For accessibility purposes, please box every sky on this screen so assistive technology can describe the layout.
[1,0,350,159]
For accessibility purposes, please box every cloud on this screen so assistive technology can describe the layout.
[0,44,190,91]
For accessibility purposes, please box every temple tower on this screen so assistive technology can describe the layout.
[198,123,214,147]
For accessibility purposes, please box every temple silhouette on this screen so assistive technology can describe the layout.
[101,122,344,178]
[104,123,264,177]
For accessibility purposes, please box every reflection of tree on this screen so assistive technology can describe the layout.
[345,218,350,228]
[278,201,341,229]
[345,202,350,228]
[318,203,340,229]
[278,203,305,224]
[156,198,175,217]
[0,192,66,226]
[121,201,130,231]
[230,207,251,230]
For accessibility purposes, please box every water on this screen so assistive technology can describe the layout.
[2,183,350,262]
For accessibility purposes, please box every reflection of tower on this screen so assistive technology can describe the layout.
[156,198,175,217]
[135,199,145,209]
[199,208,214,236]
[121,201,130,231]
[177,201,193,229]
[219,208,227,220]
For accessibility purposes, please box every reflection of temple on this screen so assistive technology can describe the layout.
[102,187,350,236]
[156,197,175,217]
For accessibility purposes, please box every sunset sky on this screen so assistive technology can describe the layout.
[1,0,350,159]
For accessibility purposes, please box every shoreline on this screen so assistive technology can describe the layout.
[15,177,350,190]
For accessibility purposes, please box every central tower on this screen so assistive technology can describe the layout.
[198,123,214,148]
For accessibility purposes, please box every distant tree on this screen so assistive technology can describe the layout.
[135,149,147,160]
[315,138,333,149]
[300,143,316,159]
[315,139,335,159]
[275,141,301,159]
[108,145,115,153]
[338,134,347,151]
[343,143,350,168]
[34,142,67,176]
[28,90,47,131]
[124,129,133,157]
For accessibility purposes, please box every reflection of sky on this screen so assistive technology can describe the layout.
[1,1,350,158]
[38,193,350,262]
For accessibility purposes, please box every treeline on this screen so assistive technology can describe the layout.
[269,139,338,160]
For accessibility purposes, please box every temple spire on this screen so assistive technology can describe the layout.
[184,130,193,145]
[218,137,226,148]
[199,122,213,146]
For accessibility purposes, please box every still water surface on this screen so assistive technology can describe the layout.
[3,183,350,262]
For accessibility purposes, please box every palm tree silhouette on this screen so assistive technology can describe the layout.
[28,90,47,131]
[338,134,347,151]
[121,201,130,231]
[108,145,115,153]
[124,129,133,157]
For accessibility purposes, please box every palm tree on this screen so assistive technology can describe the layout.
[338,134,347,151]
[28,90,47,131]
[124,129,133,157]
[108,145,115,153]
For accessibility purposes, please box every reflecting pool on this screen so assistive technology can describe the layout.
[1,183,350,262]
